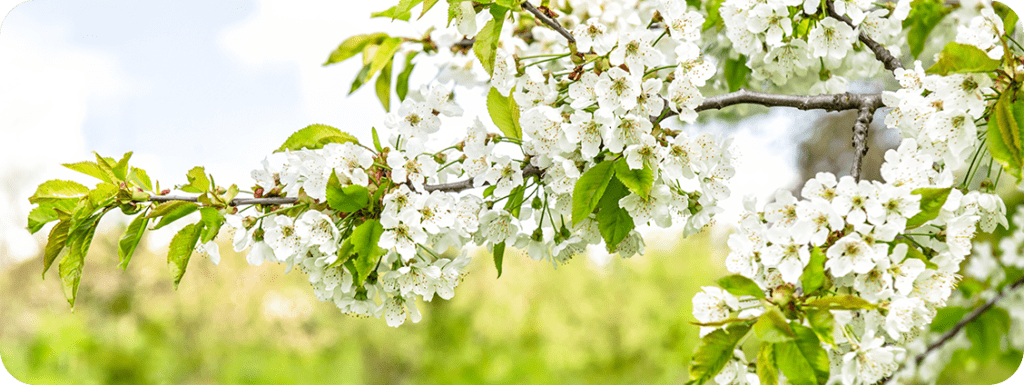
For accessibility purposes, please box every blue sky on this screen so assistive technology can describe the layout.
[0,0,809,266]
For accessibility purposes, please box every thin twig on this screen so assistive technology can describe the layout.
[849,105,875,181]
[695,89,884,113]
[913,274,1024,366]
[824,0,904,72]
[521,1,575,44]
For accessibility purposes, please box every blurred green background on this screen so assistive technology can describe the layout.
[1,222,1022,384]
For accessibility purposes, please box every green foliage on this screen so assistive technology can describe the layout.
[717,274,765,299]
[903,0,952,59]
[753,305,796,343]
[926,42,1002,75]
[29,180,89,205]
[572,160,616,225]
[906,186,953,229]
[774,323,829,385]
[420,0,441,19]
[987,91,1024,181]
[724,55,750,93]
[613,158,654,199]
[493,241,506,278]
[803,295,876,310]
[117,214,149,270]
[375,61,393,111]
[474,6,508,75]
[350,220,386,286]
[198,207,225,243]
[805,308,834,347]
[687,322,752,385]
[931,306,970,332]
[59,209,108,308]
[701,0,725,31]
[801,247,826,295]
[275,124,359,153]
[326,171,371,213]
[395,52,418,101]
[168,223,203,290]
[182,166,211,193]
[324,33,389,66]
[63,161,113,183]
[487,87,522,139]
[147,201,199,230]
[993,1,1018,34]
[42,220,72,277]
[757,343,778,385]
[967,307,1012,361]
[372,0,425,21]
[596,178,634,250]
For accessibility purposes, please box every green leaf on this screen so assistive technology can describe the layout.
[375,61,393,111]
[724,55,750,92]
[717,274,765,299]
[93,153,119,183]
[775,323,830,385]
[59,210,106,308]
[802,246,827,294]
[350,64,373,94]
[987,91,1024,181]
[420,0,440,18]
[324,33,389,66]
[326,171,370,212]
[701,0,725,31]
[198,207,224,243]
[906,187,953,229]
[757,343,778,385]
[112,152,133,181]
[596,178,634,250]
[372,0,424,21]
[473,6,508,75]
[148,201,200,230]
[360,37,402,86]
[967,307,1011,360]
[168,222,203,289]
[613,158,655,199]
[754,305,796,343]
[805,308,835,347]
[993,1,1018,34]
[181,166,210,193]
[903,0,952,59]
[487,87,522,139]
[129,167,153,191]
[275,124,359,152]
[27,205,60,234]
[931,306,970,332]
[63,161,112,183]
[572,160,616,225]
[350,219,386,287]
[895,240,939,269]
[395,51,418,101]
[372,127,384,152]
[688,322,753,385]
[42,220,72,277]
[926,42,1002,75]
[117,214,149,270]
[493,241,506,278]
[29,180,89,205]
[804,295,877,310]
[330,238,356,269]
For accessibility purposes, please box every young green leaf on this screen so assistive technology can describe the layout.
[327,171,371,213]
[117,214,150,270]
[29,179,89,205]
[596,178,634,250]
[395,51,418,101]
[359,37,402,86]
[168,222,203,290]
[754,305,796,343]
[112,152,133,181]
[276,124,359,152]
[930,306,970,332]
[473,7,508,75]
[198,207,224,243]
[324,33,389,66]
[572,160,616,225]
[613,158,655,199]
[775,323,829,385]
[372,127,384,152]
[993,1,1018,34]
[487,87,522,139]
[27,205,60,234]
[129,167,153,191]
[59,210,106,308]
[903,0,951,59]
[805,308,835,347]
[182,166,211,193]
[93,153,119,183]
[717,274,766,299]
[375,61,393,111]
[420,0,440,19]
[42,220,72,277]
[724,55,750,92]
[905,187,953,229]
[351,219,386,286]
[804,295,877,310]
[687,322,753,385]
[926,42,1002,75]
[493,241,506,278]
[63,161,113,183]
[757,343,778,385]
[148,201,200,230]
[801,246,827,294]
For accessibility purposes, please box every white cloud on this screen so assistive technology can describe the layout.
[0,9,130,266]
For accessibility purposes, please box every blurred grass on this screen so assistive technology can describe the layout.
[0,228,725,385]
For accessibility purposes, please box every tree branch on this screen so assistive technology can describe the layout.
[849,105,875,181]
[824,0,904,72]
[693,89,884,113]
[145,165,544,206]
[521,2,575,44]
[912,274,1024,366]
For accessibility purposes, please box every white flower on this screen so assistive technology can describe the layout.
[387,151,438,189]
[761,228,810,284]
[379,219,428,262]
[385,99,442,140]
[595,67,641,112]
[661,133,702,180]
[609,30,664,73]
[478,209,520,245]
[474,155,523,197]
[747,3,791,47]
[606,113,653,154]
[826,233,879,277]
[296,210,340,255]
[619,184,673,226]
[666,76,703,123]
[945,214,980,258]
[383,296,422,327]
[692,286,740,336]
[196,240,220,266]
[491,49,517,96]
[572,19,615,55]
[568,71,600,109]
[841,332,902,385]
[263,215,305,264]
[666,11,704,42]
[453,1,477,37]
[420,84,463,117]
[564,110,611,158]
[623,134,664,170]
[808,17,856,60]
[633,78,665,118]
[831,0,872,25]
[884,296,928,338]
